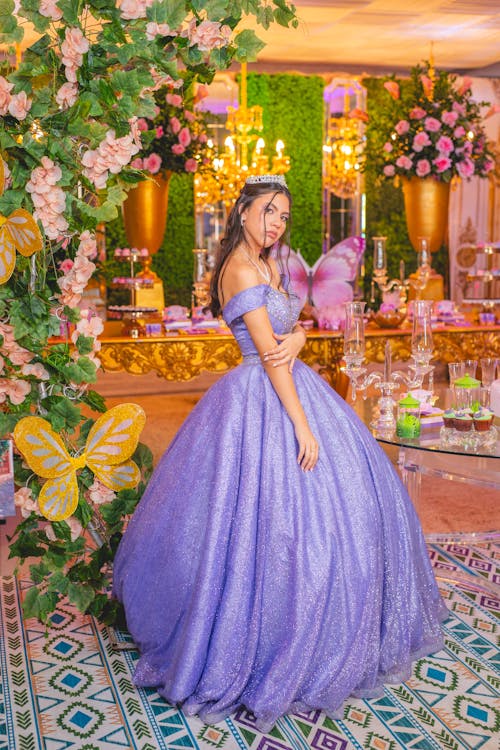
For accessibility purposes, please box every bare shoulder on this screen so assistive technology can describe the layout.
[220,254,261,305]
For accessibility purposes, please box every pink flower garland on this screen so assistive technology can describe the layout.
[82,128,140,189]
[57,231,98,308]
[26,157,69,240]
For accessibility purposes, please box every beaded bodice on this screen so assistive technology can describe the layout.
[222,284,301,358]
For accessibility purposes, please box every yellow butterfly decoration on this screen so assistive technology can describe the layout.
[14,403,146,522]
[0,156,44,285]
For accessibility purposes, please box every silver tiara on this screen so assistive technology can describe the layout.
[245,174,287,187]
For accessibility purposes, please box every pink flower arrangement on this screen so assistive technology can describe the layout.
[378,61,496,182]
[132,84,209,175]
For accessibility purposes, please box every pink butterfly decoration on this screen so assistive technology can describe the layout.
[274,237,365,310]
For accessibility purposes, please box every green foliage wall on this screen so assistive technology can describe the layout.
[363,77,449,299]
[247,73,324,266]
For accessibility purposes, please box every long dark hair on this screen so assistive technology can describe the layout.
[209,180,292,317]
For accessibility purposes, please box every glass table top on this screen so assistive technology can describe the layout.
[352,388,499,460]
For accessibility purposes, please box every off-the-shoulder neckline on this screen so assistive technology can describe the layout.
[222,283,284,314]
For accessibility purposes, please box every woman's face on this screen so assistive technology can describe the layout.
[240,191,290,251]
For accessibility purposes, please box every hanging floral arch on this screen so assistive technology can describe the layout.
[0,0,298,624]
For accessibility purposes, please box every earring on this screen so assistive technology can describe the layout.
[241,217,245,226]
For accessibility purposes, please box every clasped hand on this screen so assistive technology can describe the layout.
[262,326,306,373]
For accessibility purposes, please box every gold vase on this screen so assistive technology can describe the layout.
[122,170,172,254]
[401,176,450,253]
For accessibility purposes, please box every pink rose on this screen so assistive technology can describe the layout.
[198,133,208,143]
[143,153,162,173]
[21,362,50,380]
[412,131,431,152]
[424,117,441,132]
[395,120,409,135]
[178,127,191,148]
[483,158,495,173]
[8,91,32,120]
[454,126,466,139]
[184,158,198,173]
[410,107,426,120]
[441,110,458,127]
[166,93,183,107]
[156,126,164,138]
[169,116,181,134]
[383,81,400,99]
[78,230,97,259]
[55,82,78,109]
[145,21,171,40]
[383,142,393,153]
[119,0,154,20]
[184,110,196,123]
[39,0,62,20]
[171,143,185,155]
[383,164,395,177]
[15,487,40,518]
[452,101,466,116]
[59,258,74,273]
[436,135,454,154]
[457,158,475,178]
[137,118,149,131]
[87,479,116,506]
[433,156,452,173]
[0,76,13,116]
[67,517,83,541]
[7,379,31,405]
[416,159,431,177]
[185,18,232,52]
[130,157,144,169]
[395,155,412,170]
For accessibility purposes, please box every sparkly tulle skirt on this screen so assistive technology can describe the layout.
[113,359,447,731]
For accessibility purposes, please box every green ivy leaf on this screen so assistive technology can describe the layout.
[46,570,70,595]
[29,561,51,584]
[0,190,25,214]
[233,29,265,61]
[67,582,95,612]
[82,389,107,413]
[0,412,22,438]
[64,357,98,384]
[73,495,94,527]
[40,397,81,433]
[164,0,187,29]
[22,585,40,619]
[55,0,80,25]
[75,334,94,356]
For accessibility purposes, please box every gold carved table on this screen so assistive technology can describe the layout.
[99,324,500,394]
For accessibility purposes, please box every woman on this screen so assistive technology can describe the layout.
[113,174,447,731]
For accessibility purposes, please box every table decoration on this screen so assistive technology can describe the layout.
[344,299,437,434]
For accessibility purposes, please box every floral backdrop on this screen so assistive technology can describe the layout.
[0,0,298,624]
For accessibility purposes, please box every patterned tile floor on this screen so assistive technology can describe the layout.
[1,539,499,750]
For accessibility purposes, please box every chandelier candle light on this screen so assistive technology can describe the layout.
[196,64,290,208]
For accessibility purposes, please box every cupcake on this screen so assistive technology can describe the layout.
[442,409,456,428]
[454,413,473,431]
[473,408,494,432]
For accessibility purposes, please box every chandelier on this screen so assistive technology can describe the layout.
[323,87,366,201]
[195,63,290,208]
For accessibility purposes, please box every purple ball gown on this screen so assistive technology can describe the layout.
[113,284,447,731]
